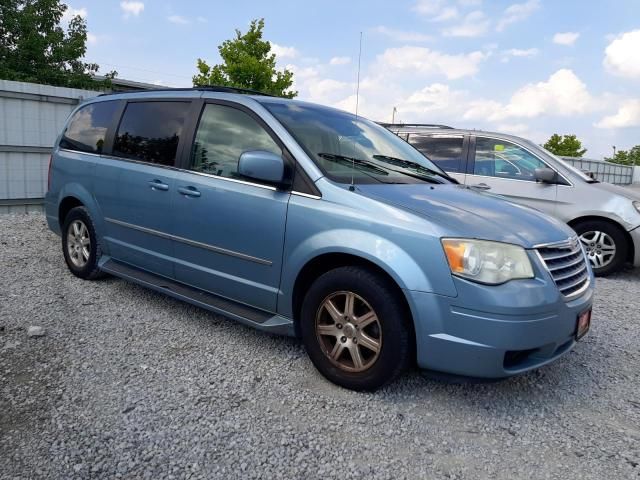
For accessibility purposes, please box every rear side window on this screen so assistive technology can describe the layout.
[190,103,281,179]
[408,134,465,172]
[60,101,118,154]
[113,101,190,166]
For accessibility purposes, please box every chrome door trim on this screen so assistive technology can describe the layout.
[183,169,278,191]
[291,191,322,200]
[105,217,273,266]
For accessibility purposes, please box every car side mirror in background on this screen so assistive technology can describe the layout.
[238,150,286,186]
[534,167,557,184]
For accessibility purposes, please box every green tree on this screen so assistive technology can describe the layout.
[606,145,640,166]
[193,19,297,98]
[543,134,587,157]
[0,0,113,89]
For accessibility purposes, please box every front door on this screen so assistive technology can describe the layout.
[465,136,558,215]
[170,101,290,312]
[95,100,192,278]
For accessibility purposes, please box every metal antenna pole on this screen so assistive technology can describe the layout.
[350,32,363,191]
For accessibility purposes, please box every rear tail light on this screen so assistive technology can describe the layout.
[47,154,53,191]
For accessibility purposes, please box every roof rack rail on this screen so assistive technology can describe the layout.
[379,123,454,129]
[99,85,277,97]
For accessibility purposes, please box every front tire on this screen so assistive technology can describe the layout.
[61,206,104,280]
[573,220,628,276]
[300,266,412,391]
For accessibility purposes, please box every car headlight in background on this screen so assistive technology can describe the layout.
[441,238,534,285]
[633,201,640,215]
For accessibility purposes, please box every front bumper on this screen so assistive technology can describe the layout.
[405,273,594,378]
[629,225,640,267]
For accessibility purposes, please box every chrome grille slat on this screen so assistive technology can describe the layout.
[545,257,583,272]
[553,264,588,282]
[556,271,589,290]
[536,237,589,298]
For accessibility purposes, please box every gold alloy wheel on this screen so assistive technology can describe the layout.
[315,291,382,373]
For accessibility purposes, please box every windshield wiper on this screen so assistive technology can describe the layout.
[372,155,458,183]
[317,153,390,175]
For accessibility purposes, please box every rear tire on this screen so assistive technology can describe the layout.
[61,206,104,280]
[573,220,628,276]
[300,266,412,391]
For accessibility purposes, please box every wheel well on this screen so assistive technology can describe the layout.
[568,215,634,262]
[58,197,83,228]
[291,253,415,343]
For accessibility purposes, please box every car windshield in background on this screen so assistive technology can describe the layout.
[261,101,451,185]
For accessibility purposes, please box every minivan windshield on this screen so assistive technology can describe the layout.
[525,140,596,183]
[261,100,452,185]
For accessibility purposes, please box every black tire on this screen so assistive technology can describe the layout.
[572,220,628,276]
[300,266,412,391]
[61,206,105,280]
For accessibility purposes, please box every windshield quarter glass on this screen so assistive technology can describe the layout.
[260,101,447,185]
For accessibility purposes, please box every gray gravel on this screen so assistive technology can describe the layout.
[1,213,639,480]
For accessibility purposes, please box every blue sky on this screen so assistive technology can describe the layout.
[68,0,640,158]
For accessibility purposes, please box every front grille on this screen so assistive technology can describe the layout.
[537,237,589,298]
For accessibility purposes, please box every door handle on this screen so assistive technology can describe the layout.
[470,183,491,190]
[178,186,201,198]
[148,179,169,191]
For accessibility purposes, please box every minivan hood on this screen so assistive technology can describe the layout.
[356,183,574,248]
[589,181,640,201]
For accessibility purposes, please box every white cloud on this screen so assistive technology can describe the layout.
[412,0,444,16]
[62,6,87,23]
[400,83,468,116]
[443,11,490,37]
[120,1,144,18]
[167,15,189,25]
[373,26,432,43]
[604,30,640,79]
[87,33,98,44]
[308,79,353,103]
[503,48,539,57]
[286,64,318,80]
[412,0,460,21]
[270,43,299,59]
[458,0,481,5]
[502,68,596,118]
[496,0,539,32]
[376,46,487,79]
[596,100,640,128]
[494,123,530,135]
[330,56,351,66]
[553,32,580,46]
[501,47,539,62]
[432,7,459,21]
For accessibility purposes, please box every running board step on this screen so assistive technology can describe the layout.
[100,258,294,336]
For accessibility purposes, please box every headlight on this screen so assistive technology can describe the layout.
[633,201,640,215]
[441,238,534,285]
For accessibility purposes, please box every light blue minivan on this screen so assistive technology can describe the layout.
[46,87,594,390]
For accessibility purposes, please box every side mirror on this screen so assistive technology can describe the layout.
[238,150,286,185]
[534,167,557,184]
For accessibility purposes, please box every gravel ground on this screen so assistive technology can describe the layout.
[1,213,639,480]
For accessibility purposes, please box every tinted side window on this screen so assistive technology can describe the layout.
[473,137,547,181]
[60,101,118,154]
[408,134,464,172]
[190,103,281,179]
[113,101,190,166]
